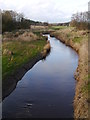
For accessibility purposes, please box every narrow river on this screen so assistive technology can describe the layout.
[3,35,78,118]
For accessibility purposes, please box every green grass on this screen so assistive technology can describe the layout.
[72,37,82,43]
[88,83,90,92]
[66,33,71,38]
[2,39,46,80]
[88,74,90,92]
[81,74,90,93]
[82,84,90,93]
[33,31,41,36]
[50,26,67,30]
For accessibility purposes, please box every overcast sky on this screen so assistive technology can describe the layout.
[0,0,89,23]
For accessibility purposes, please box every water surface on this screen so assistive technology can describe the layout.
[3,35,78,118]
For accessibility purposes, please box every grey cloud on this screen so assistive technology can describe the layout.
[0,0,89,23]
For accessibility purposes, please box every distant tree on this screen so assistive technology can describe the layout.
[2,10,44,32]
[70,12,88,30]
[2,11,15,32]
[43,22,49,26]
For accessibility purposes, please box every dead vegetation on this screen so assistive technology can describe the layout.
[50,27,88,119]
[3,30,39,42]
[18,32,38,41]
[42,40,51,58]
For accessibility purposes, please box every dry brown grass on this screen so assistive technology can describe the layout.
[18,32,38,41]
[3,31,39,42]
[50,27,88,118]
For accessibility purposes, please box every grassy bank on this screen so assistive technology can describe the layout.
[2,32,47,80]
[49,25,67,30]
[50,26,88,118]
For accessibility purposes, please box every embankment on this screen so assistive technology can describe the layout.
[3,31,51,100]
[50,28,88,119]
[3,41,50,100]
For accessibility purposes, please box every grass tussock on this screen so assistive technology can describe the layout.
[72,37,82,43]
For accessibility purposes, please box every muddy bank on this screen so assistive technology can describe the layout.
[50,30,88,119]
[3,42,51,100]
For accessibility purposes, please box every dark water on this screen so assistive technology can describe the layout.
[3,35,78,118]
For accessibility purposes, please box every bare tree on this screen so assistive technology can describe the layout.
[70,12,88,30]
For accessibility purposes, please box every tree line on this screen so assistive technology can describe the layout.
[2,10,89,32]
[70,11,90,30]
[2,10,45,33]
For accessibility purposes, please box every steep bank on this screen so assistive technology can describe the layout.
[50,27,88,119]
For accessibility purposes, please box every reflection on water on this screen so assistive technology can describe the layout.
[3,35,78,118]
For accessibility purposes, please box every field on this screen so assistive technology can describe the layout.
[2,33,46,80]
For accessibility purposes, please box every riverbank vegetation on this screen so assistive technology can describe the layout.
[2,31,47,80]
[2,10,50,80]
[49,25,88,118]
